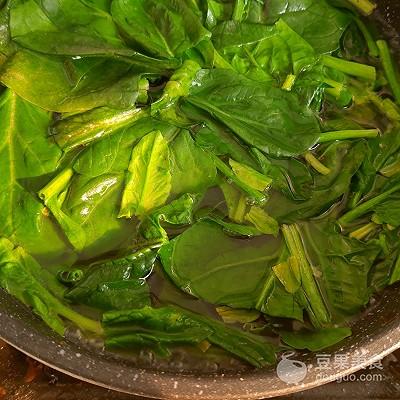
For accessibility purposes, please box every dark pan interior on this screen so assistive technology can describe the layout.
[1,2,400,399]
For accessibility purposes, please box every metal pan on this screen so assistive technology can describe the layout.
[1,2,400,398]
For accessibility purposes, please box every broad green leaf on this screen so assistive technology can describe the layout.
[281,327,352,351]
[266,0,351,54]
[8,0,178,70]
[170,130,216,196]
[111,0,210,58]
[119,131,172,218]
[1,50,149,112]
[0,89,68,257]
[213,19,316,83]
[159,221,283,309]
[185,69,320,157]
[103,305,276,367]
[66,248,156,310]
[0,237,101,335]
[39,169,87,251]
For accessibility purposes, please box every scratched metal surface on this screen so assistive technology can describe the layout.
[1,340,400,400]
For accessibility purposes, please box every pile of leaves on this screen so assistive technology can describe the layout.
[1,0,400,368]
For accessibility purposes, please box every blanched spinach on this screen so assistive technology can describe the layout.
[0,0,398,369]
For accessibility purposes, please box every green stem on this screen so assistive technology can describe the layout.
[347,0,377,15]
[305,152,331,175]
[368,92,400,122]
[39,169,73,202]
[232,0,249,22]
[282,224,330,328]
[322,55,376,81]
[255,274,275,310]
[58,303,104,335]
[318,129,379,143]
[377,40,400,104]
[282,74,296,91]
[213,156,267,205]
[355,18,379,57]
[380,160,400,178]
[339,182,400,225]
[349,222,377,240]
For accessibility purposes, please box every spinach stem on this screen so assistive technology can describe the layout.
[346,0,377,15]
[255,274,275,310]
[282,74,296,91]
[282,224,330,328]
[318,129,379,143]
[380,160,400,178]
[377,40,400,104]
[305,152,331,175]
[339,182,400,225]
[349,222,377,240]
[39,169,73,201]
[213,156,267,204]
[355,18,379,56]
[232,0,249,22]
[368,92,400,122]
[322,55,376,81]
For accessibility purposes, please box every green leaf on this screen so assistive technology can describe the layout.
[0,237,102,335]
[39,169,87,251]
[119,131,172,218]
[170,130,217,196]
[212,19,316,83]
[139,193,200,244]
[266,141,366,222]
[111,0,210,58]
[185,69,320,157]
[297,220,381,316]
[66,248,156,310]
[8,0,178,71]
[281,327,352,351]
[103,305,276,367]
[0,50,149,112]
[0,89,68,257]
[266,0,351,54]
[159,221,283,309]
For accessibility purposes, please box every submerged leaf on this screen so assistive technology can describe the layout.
[119,131,172,218]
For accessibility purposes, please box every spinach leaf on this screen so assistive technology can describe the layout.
[159,221,283,309]
[266,141,366,222]
[8,0,178,71]
[266,0,351,54]
[0,89,68,257]
[103,305,276,367]
[119,131,172,218]
[111,0,210,59]
[374,195,400,227]
[212,19,316,83]
[1,50,149,112]
[185,69,320,157]
[170,130,217,197]
[297,220,381,316]
[281,327,352,351]
[0,237,102,335]
[66,248,156,310]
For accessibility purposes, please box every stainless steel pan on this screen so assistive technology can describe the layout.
[1,2,400,398]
